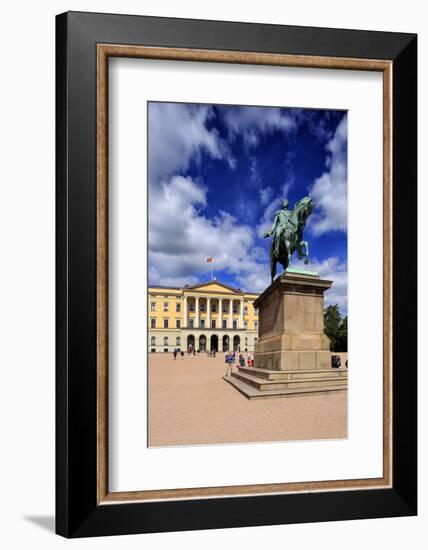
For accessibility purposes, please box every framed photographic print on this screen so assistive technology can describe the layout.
[56,11,417,537]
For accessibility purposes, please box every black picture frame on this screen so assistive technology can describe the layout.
[56,11,417,538]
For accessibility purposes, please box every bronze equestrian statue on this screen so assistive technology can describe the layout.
[263,197,314,283]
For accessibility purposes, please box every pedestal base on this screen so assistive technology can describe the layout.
[224,271,348,398]
[224,366,347,399]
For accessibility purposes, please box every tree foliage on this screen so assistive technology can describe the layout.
[324,305,348,352]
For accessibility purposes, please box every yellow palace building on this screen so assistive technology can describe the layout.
[148,280,259,353]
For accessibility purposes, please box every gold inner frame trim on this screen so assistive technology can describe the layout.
[96,44,393,505]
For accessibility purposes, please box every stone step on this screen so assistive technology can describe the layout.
[223,375,347,400]
[238,366,348,381]
[232,371,347,392]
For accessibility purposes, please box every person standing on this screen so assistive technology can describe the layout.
[173,349,177,360]
[224,353,230,377]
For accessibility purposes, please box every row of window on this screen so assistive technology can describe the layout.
[151,336,181,346]
[150,301,256,315]
[150,318,258,329]
[150,336,257,346]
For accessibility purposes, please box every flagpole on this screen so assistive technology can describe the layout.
[211,261,213,280]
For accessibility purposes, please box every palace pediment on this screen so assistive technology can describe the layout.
[184,280,243,295]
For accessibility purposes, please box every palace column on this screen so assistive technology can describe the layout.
[219,298,223,328]
[207,297,211,328]
[195,296,199,328]
[183,296,187,327]
[229,299,233,328]
[240,298,244,328]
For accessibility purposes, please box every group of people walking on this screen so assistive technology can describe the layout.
[224,351,254,376]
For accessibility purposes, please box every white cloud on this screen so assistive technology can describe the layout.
[148,103,270,292]
[149,175,267,290]
[294,256,347,314]
[309,115,348,235]
[221,106,297,149]
[258,186,273,206]
[148,103,235,183]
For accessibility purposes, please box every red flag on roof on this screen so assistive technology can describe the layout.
[207,257,213,263]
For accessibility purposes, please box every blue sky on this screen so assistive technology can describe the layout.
[148,102,348,313]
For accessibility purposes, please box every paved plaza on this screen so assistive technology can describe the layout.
[148,352,347,447]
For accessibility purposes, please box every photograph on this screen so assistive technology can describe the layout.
[147,101,349,447]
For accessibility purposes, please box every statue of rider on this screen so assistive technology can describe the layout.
[263,198,296,258]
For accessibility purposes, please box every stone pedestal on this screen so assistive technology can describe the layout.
[223,271,347,399]
[254,271,332,371]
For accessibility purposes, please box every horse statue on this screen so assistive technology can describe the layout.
[263,196,314,283]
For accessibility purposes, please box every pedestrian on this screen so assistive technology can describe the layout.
[225,353,233,377]
[239,354,245,368]
[173,349,177,360]
[180,351,184,359]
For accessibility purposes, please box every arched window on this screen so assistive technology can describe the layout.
[164,336,168,346]
[245,337,248,345]
[151,336,156,346]
[176,336,181,346]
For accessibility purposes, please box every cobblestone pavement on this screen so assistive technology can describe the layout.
[148,353,347,447]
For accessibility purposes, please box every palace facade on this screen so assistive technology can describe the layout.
[148,280,259,353]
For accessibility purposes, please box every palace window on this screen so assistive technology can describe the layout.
[254,321,258,329]
[233,304,237,313]
[244,321,248,328]
[163,336,168,346]
[163,319,169,329]
[245,337,248,345]
[150,318,156,329]
[176,303,181,312]
[200,319,205,328]
[189,319,194,329]
[189,303,195,312]
[151,336,156,346]
[176,319,181,328]
[222,304,227,312]
[222,320,227,329]
[150,302,156,311]
[176,336,181,346]
[163,302,169,311]
[211,320,216,329]
[233,320,237,329]
[200,303,205,312]
[244,306,248,315]
[211,303,217,312]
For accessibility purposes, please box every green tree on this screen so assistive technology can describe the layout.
[324,304,342,351]
[336,315,348,352]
